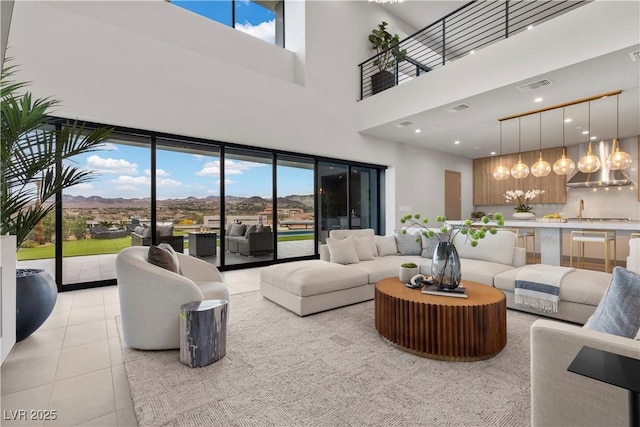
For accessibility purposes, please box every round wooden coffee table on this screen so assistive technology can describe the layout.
[374,278,507,361]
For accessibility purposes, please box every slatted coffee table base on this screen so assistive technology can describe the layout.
[375,279,507,361]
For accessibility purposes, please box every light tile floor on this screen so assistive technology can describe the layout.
[0,268,263,427]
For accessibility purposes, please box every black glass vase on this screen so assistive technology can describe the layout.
[430,242,462,290]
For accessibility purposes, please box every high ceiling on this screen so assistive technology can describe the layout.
[362,1,640,159]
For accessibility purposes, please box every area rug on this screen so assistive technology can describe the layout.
[119,291,539,426]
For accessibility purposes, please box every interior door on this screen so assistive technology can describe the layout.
[444,170,462,220]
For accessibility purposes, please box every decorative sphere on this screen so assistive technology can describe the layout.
[577,154,601,173]
[605,150,632,170]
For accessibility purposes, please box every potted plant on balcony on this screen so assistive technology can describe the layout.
[368,21,407,94]
[1,63,113,341]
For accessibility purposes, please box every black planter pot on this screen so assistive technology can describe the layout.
[16,269,58,342]
[371,70,396,94]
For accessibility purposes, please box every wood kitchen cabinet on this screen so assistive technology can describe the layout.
[473,147,567,206]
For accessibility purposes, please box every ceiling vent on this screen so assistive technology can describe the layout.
[392,121,413,128]
[444,103,471,113]
[516,79,553,92]
[630,50,640,62]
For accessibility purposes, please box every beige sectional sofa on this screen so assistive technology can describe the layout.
[260,228,525,316]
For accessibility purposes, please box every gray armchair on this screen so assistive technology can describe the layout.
[225,224,273,256]
[131,225,184,253]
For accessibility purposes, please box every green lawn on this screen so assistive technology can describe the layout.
[17,233,314,261]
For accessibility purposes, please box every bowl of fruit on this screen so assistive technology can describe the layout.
[537,213,566,223]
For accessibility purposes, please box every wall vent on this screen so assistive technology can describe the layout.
[516,79,552,92]
[444,103,471,113]
[393,121,413,128]
[630,50,640,62]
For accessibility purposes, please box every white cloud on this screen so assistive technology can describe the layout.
[69,183,94,191]
[158,178,182,187]
[97,142,119,152]
[216,179,235,185]
[235,19,275,45]
[86,154,138,175]
[196,159,267,177]
[111,175,150,185]
[144,168,169,177]
[192,154,205,161]
[116,185,138,192]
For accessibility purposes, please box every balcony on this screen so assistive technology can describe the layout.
[359,0,588,100]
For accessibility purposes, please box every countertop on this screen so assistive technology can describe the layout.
[450,219,640,231]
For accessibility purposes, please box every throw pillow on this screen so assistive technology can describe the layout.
[354,236,375,261]
[244,224,257,238]
[156,224,174,237]
[229,223,247,237]
[142,227,152,238]
[584,267,640,339]
[395,231,422,255]
[148,242,180,274]
[327,236,360,265]
[421,234,440,258]
[375,235,398,257]
[256,224,265,233]
[134,226,144,235]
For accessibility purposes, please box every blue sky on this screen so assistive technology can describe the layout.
[173,0,276,44]
[65,143,313,200]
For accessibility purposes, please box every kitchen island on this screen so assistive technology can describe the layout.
[451,219,640,267]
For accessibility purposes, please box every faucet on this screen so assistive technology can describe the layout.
[578,199,584,220]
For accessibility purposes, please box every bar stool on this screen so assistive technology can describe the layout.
[570,230,617,272]
[516,228,536,259]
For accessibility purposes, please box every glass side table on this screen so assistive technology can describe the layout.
[567,346,640,427]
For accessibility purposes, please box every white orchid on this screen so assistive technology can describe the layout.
[503,189,545,212]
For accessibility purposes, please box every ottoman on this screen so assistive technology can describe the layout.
[260,260,370,316]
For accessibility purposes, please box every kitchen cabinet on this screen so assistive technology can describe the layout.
[473,147,567,206]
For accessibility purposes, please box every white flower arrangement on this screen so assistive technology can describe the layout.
[503,189,545,212]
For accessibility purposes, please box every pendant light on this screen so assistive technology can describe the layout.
[605,94,632,170]
[577,101,601,173]
[511,117,529,179]
[531,112,551,177]
[553,107,576,175]
[492,121,510,180]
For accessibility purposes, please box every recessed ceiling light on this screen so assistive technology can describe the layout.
[534,97,543,103]
[469,50,475,55]
[582,130,589,134]
[527,25,534,30]
[415,129,421,133]
[590,136,597,140]
[454,140,460,145]
[490,151,496,155]
[564,118,572,123]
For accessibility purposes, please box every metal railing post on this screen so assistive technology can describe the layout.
[505,0,510,38]
[441,20,446,66]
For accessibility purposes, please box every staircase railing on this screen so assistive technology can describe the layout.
[359,0,589,100]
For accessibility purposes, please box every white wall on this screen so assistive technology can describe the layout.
[7,0,473,233]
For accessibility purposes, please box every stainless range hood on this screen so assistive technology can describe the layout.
[566,141,632,188]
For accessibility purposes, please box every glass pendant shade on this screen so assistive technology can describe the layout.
[577,142,601,173]
[531,153,551,177]
[493,162,510,180]
[511,155,530,179]
[553,149,576,175]
[605,139,632,170]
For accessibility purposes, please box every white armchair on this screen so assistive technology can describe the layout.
[116,246,229,350]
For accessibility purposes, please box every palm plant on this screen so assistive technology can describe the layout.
[1,63,113,249]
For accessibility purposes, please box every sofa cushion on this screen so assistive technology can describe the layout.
[453,230,515,266]
[142,227,152,238]
[244,224,257,238]
[256,224,264,232]
[354,236,375,261]
[395,231,422,255]
[420,234,440,258]
[375,235,398,257]
[229,223,247,236]
[134,226,144,235]
[147,243,179,274]
[494,266,611,306]
[458,258,515,286]
[327,237,360,265]
[584,267,640,339]
[349,255,425,283]
[329,229,378,256]
[260,260,368,297]
[156,224,174,237]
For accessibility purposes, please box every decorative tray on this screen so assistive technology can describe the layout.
[536,218,567,223]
